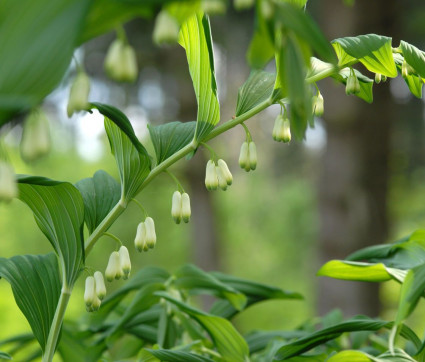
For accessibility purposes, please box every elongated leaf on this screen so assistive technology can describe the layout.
[0,254,61,352]
[332,34,397,77]
[317,260,406,283]
[333,68,374,103]
[91,103,150,158]
[156,292,249,362]
[400,41,425,79]
[276,3,336,64]
[17,176,84,285]
[173,264,246,311]
[0,352,11,360]
[146,349,214,362]
[274,318,419,360]
[104,118,151,201]
[0,0,90,126]
[245,330,307,354]
[326,350,373,362]
[236,70,275,117]
[179,12,220,141]
[378,349,416,361]
[148,121,196,164]
[75,170,120,234]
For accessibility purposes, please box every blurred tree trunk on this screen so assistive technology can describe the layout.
[317,1,398,317]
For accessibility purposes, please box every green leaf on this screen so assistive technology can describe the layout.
[179,12,220,141]
[317,260,406,283]
[104,118,151,201]
[91,103,150,158]
[326,350,374,362]
[333,68,374,103]
[0,352,11,360]
[155,292,249,362]
[235,70,275,117]
[173,264,247,311]
[307,57,336,81]
[0,0,91,126]
[148,121,196,164]
[393,53,423,99]
[332,34,397,77]
[400,40,425,79]
[75,170,121,234]
[146,349,214,362]
[276,3,336,64]
[378,349,416,361]
[245,330,307,354]
[0,254,61,352]
[17,176,85,286]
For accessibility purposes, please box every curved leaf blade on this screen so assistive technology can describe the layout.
[17,176,84,285]
[146,349,214,362]
[179,12,220,141]
[0,254,61,352]
[400,40,425,79]
[326,350,374,362]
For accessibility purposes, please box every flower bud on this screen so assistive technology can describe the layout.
[145,217,157,249]
[67,72,90,117]
[20,110,51,162]
[84,276,96,307]
[234,0,254,10]
[345,73,360,95]
[201,0,227,15]
[280,118,291,143]
[272,115,283,141]
[104,39,138,83]
[94,271,106,300]
[381,75,387,82]
[217,159,233,185]
[313,93,324,117]
[91,295,102,312]
[216,166,228,191]
[375,73,381,84]
[248,142,257,170]
[105,251,121,282]
[0,161,18,203]
[153,11,180,45]
[121,45,138,83]
[104,39,123,79]
[134,222,148,252]
[205,160,218,190]
[171,191,182,224]
[119,246,131,279]
[261,0,274,19]
[239,142,249,170]
[402,60,415,78]
[181,192,191,223]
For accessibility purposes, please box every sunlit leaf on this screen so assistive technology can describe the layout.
[236,70,275,117]
[75,170,121,234]
[326,350,374,362]
[179,12,220,141]
[148,121,196,164]
[400,40,425,79]
[0,0,90,126]
[393,53,423,99]
[307,57,336,82]
[0,254,61,352]
[332,34,397,77]
[17,176,85,286]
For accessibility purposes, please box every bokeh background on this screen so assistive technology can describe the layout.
[1,0,425,354]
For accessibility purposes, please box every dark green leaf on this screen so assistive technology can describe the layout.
[148,121,196,164]
[245,330,307,354]
[75,170,120,234]
[146,349,214,362]
[155,292,249,362]
[0,254,61,352]
[332,34,397,77]
[0,352,11,360]
[17,176,85,285]
[179,12,220,141]
[400,40,425,79]
[276,3,336,64]
[0,0,91,126]
[104,118,151,201]
[236,70,275,117]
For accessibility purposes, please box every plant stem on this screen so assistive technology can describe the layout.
[43,286,72,362]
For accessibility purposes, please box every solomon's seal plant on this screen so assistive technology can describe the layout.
[3,0,425,361]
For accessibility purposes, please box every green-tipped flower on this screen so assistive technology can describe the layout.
[201,0,227,15]
[119,246,131,279]
[0,161,18,203]
[272,115,283,141]
[67,71,90,117]
[261,0,274,19]
[217,159,233,185]
[216,165,228,191]
[104,39,138,83]
[105,251,121,282]
[205,160,218,190]
[94,271,106,300]
[84,276,96,307]
[20,110,51,162]
[402,60,415,78]
[134,222,148,252]
[153,11,180,45]
[145,217,156,249]
[181,193,191,223]
[239,142,249,170]
[375,73,382,84]
[313,92,324,117]
[248,142,257,171]
[91,295,101,312]
[345,73,360,95]
[234,0,254,10]
[280,118,291,143]
[171,191,182,224]
[381,75,387,82]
